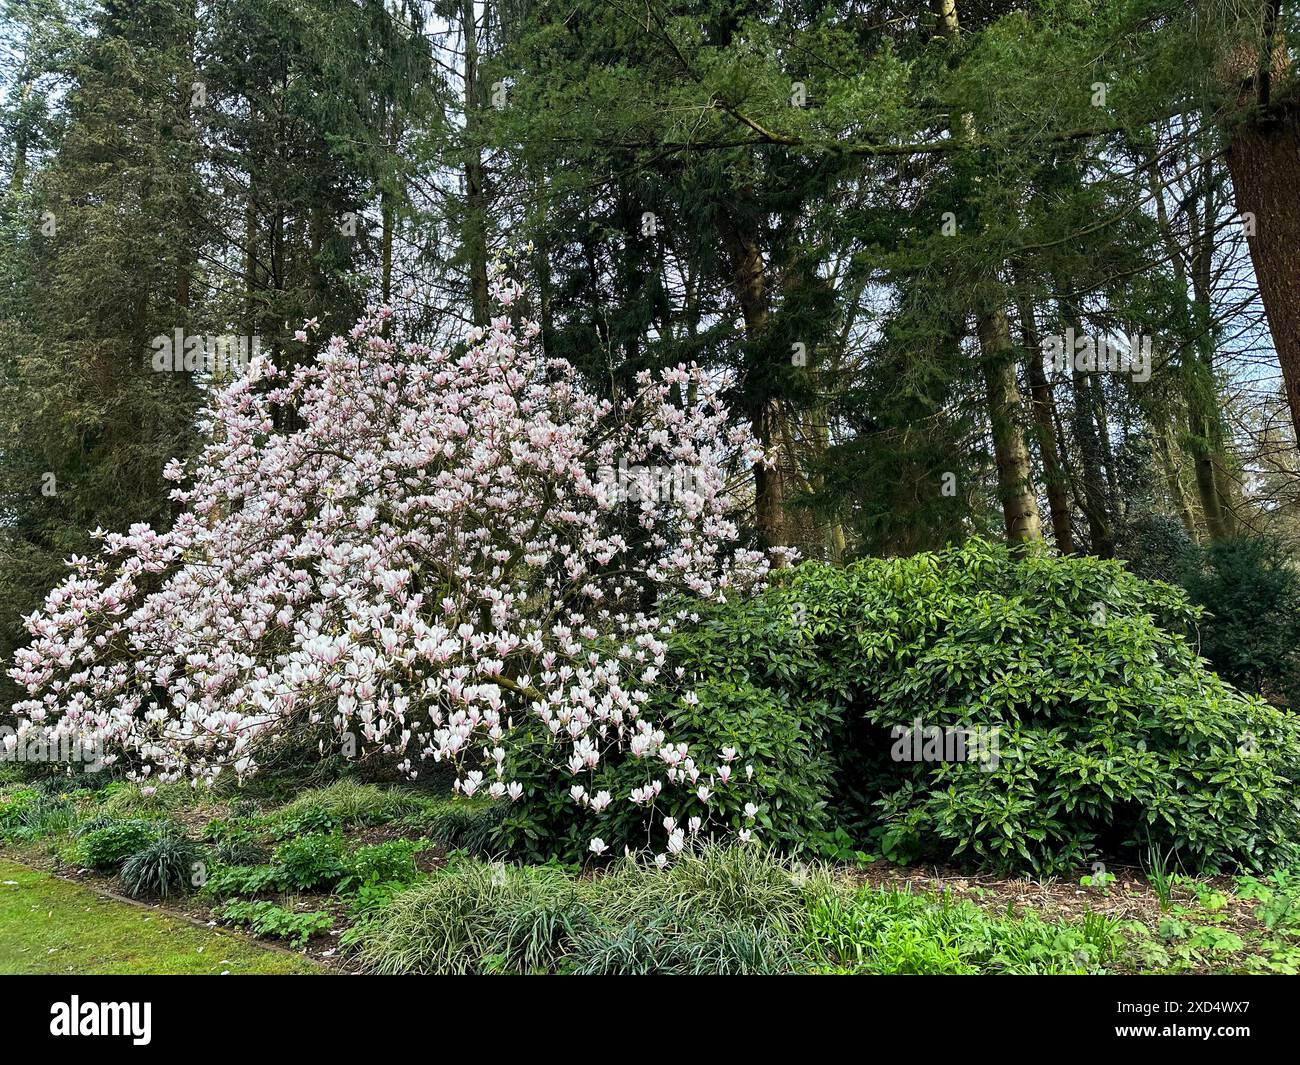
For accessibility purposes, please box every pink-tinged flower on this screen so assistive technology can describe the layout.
[588,838,608,856]
[667,829,686,855]
[696,785,711,803]
[744,802,758,819]
[506,782,523,801]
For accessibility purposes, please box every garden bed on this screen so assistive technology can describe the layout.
[3,775,1297,976]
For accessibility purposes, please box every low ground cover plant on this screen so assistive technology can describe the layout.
[220,901,333,948]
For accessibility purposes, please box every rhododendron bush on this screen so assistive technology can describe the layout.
[9,280,780,857]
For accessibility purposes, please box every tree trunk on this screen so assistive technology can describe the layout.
[1223,15,1300,450]
[1015,291,1074,552]
[722,211,789,556]
[1155,422,1199,539]
[462,0,490,328]
[977,304,1043,545]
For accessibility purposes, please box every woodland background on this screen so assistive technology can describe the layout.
[3,0,1300,705]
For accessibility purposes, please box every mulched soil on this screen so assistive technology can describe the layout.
[846,858,1266,947]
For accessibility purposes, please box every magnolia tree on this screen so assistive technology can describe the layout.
[9,280,783,858]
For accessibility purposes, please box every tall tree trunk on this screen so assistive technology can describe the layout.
[978,304,1043,544]
[721,210,789,555]
[1223,11,1300,449]
[462,0,490,327]
[1149,145,1236,540]
[932,0,1040,546]
[1015,290,1074,552]
[1156,421,1200,539]
[1228,115,1300,447]
[1068,366,1115,557]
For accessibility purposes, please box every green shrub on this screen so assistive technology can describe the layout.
[357,845,819,975]
[410,797,506,856]
[340,839,427,891]
[614,539,1300,875]
[0,789,75,840]
[591,844,818,932]
[99,780,207,818]
[80,820,161,871]
[830,542,1300,873]
[198,863,283,899]
[0,788,39,837]
[214,832,266,867]
[272,833,348,891]
[202,817,267,865]
[119,826,200,899]
[220,900,333,947]
[484,896,601,974]
[74,812,118,838]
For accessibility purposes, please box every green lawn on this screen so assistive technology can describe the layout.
[0,858,327,975]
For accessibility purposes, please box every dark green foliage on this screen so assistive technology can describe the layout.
[271,833,348,891]
[119,826,200,899]
[650,540,1300,875]
[74,812,118,838]
[1179,537,1300,707]
[413,798,506,856]
[213,831,266,868]
[80,820,161,872]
